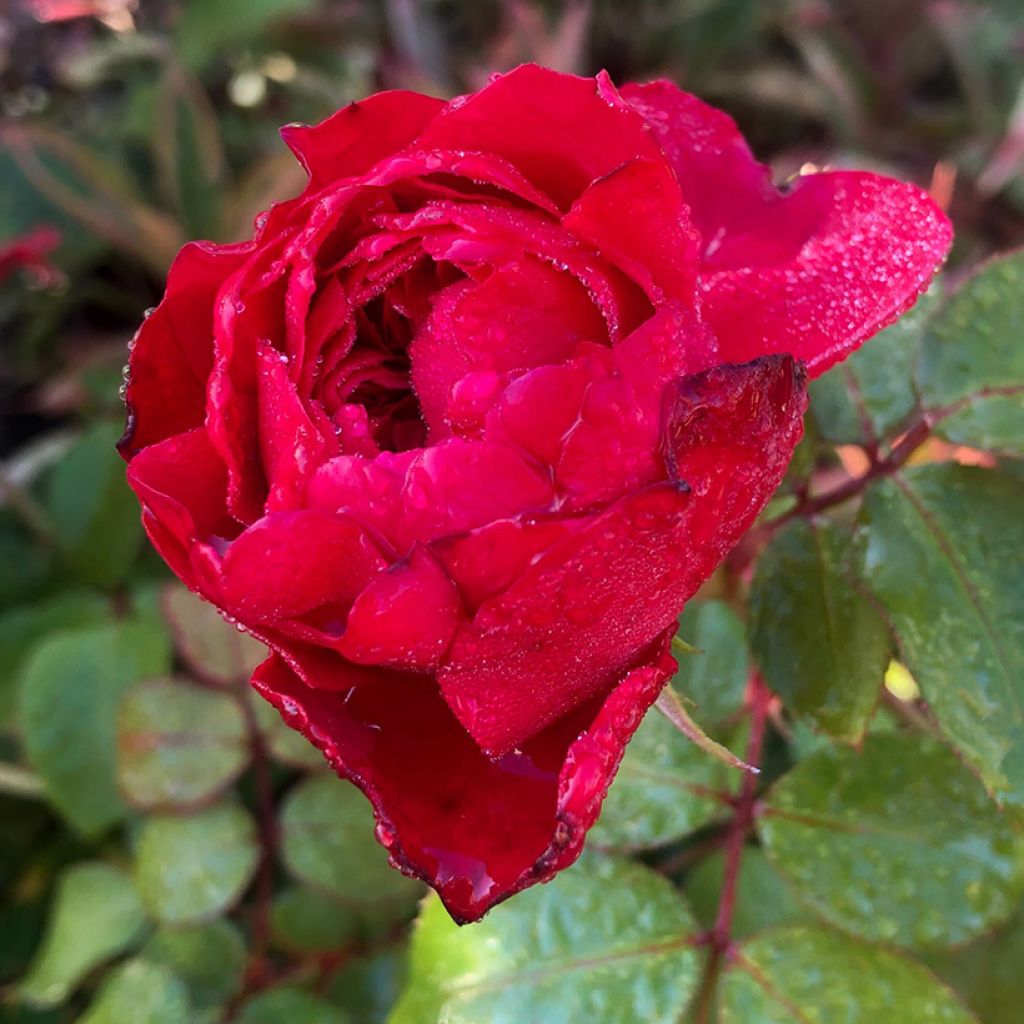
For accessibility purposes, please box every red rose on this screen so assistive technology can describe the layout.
[119,65,951,922]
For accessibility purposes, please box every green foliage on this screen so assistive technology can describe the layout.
[859,465,1024,807]
[134,801,259,924]
[44,422,144,589]
[18,622,170,836]
[759,733,1024,948]
[280,775,423,929]
[916,254,1024,456]
[390,855,701,1024]
[76,959,191,1024]
[235,988,350,1024]
[674,599,750,727]
[18,863,147,1008]
[719,927,976,1023]
[750,518,891,741]
[592,698,731,851]
[140,920,247,1014]
[116,677,249,809]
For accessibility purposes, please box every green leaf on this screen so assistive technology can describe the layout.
[720,926,977,1023]
[140,920,247,1015]
[116,677,248,809]
[18,622,171,836]
[76,959,190,1024]
[18,862,147,1008]
[758,733,1024,948]
[917,253,1024,456]
[134,802,259,924]
[674,599,749,727]
[175,0,318,69]
[859,464,1024,806]
[810,285,939,445]
[326,948,408,1024]
[389,854,701,1024]
[44,421,144,588]
[0,590,109,727]
[162,584,266,687]
[925,903,1024,1024]
[0,523,52,608]
[280,775,422,926]
[236,989,350,1024]
[250,694,326,770]
[270,886,361,955]
[750,519,891,741]
[591,699,730,851]
[684,848,811,940]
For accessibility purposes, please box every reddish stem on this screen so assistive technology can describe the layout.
[692,673,772,1023]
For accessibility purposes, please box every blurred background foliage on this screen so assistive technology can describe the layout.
[1,1,1024,1023]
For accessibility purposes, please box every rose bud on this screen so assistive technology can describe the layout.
[119,65,951,922]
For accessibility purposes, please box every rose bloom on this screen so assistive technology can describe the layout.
[119,65,951,922]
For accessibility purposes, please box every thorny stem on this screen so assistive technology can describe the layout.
[691,674,772,1024]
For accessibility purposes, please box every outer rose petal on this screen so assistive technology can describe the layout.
[440,355,806,756]
[119,241,252,457]
[280,90,445,193]
[125,427,233,587]
[415,65,665,208]
[250,633,675,922]
[623,80,952,376]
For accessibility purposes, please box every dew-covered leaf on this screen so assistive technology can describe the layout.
[235,988,350,1024]
[720,926,977,1023]
[925,903,1024,1024]
[134,802,259,924]
[916,253,1024,456]
[750,519,891,741]
[44,421,144,588]
[674,599,749,727]
[758,733,1024,948]
[18,862,147,1008]
[280,775,422,927]
[810,285,939,445]
[591,697,730,851]
[75,959,190,1024]
[859,465,1024,806]
[18,622,171,836]
[140,919,247,1015]
[117,677,248,809]
[162,585,266,687]
[388,854,701,1024]
[684,848,812,940]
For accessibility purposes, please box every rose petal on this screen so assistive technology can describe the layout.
[251,632,673,922]
[623,80,952,375]
[441,355,807,756]
[125,427,233,587]
[563,158,700,303]
[339,546,463,669]
[119,241,251,457]
[415,64,664,208]
[281,90,445,192]
[256,339,332,513]
[409,259,606,438]
[219,510,388,623]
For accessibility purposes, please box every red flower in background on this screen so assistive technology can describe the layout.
[0,226,62,288]
[119,65,950,922]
